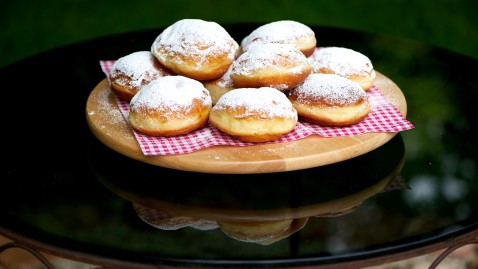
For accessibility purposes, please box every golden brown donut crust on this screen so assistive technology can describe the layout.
[308,47,376,91]
[210,110,298,142]
[292,101,370,127]
[230,43,311,92]
[151,19,240,81]
[288,73,371,127]
[128,76,212,136]
[202,65,235,105]
[209,87,298,143]
[129,98,211,136]
[109,51,173,102]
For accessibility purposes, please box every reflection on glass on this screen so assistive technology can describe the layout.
[93,135,408,245]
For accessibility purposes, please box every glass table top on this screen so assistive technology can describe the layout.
[1,23,478,268]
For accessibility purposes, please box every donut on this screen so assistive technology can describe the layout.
[230,43,311,92]
[128,75,212,136]
[288,73,371,127]
[202,65,235,105]
[240,20,317,57]
[109,51,173,102]
[209,87,298,143]
[151,19,240,81]
[308,46,376,90]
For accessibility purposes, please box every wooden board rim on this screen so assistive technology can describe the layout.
[86,71,407,174]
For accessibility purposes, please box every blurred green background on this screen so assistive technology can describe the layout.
[1,0,477,68]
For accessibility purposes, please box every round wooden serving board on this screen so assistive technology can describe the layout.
[86,71,407,174]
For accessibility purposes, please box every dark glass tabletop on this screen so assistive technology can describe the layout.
[1,23,478,268]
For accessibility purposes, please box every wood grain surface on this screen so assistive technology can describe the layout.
[86,71,407,174]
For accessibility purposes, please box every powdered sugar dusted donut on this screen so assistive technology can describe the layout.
[151,19,240,81]
[288,73,371,127]
[109,51,173,102]
[241,20,317,57]
[308,47,376,90]
[230,43,311,92]
[128,75,212,136]
[209,87,298,143]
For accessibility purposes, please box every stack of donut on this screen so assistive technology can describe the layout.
[109,19,376,143]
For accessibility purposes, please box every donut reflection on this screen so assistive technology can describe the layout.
[129,170,407,245]
[91,134,408,245]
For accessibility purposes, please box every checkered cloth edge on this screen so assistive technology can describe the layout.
[100,60,414,156]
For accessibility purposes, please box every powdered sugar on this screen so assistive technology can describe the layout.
[308,47,375,77]
[151,19,239,66]
[92,86,125,127]
[99,59,416,156]
[130,75,212,116]
[110,51,163,88]
[213,87,297,118]
[291,74,368,106]
[241,20,315,49]
[231,43,309,76]
[216,65,234,88]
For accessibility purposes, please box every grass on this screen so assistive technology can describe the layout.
[1,0,477,68]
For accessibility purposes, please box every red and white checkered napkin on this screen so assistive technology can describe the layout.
[100,60,414,156]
